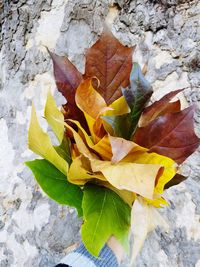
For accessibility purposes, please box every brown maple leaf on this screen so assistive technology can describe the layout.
[84,29,135,105]
[134,106,200,164]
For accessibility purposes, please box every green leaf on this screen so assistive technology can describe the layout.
[26,159,83,216]
[54,137,72,165]
[81,184,131,257]
[102,63,152,140]
[102,114,130,139]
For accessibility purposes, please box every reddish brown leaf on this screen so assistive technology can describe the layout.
[164,173,187,189]
[134,106,200,164]
[48,51,89,130]
[84,29,134,104]
[49,50,82,101]
[139,89,183,127]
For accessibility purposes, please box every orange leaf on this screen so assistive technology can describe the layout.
[75,78,109,119]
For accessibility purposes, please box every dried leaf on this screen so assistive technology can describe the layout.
[49,50,82,101]
[134,106,200,164]
[84,29,134,104]
[123,151,176,195]
[75,78,108,119]
[109,135,147,163]
[139,89,183,127]
[68,155,105,185]
[49,50,88,129]
[90,159,162,199]
[131,198,169,263]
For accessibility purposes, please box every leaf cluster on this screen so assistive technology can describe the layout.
[26,28,200,260]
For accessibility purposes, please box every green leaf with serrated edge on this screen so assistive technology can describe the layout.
[26,159,83,216]
[81,184,131,257]
[102,63,152,140]
[54,137,72,165]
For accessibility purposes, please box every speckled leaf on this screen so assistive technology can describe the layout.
[84,29,134,104]
[26,159,83,217]
[134,106,200,164]
[81,184,131,257]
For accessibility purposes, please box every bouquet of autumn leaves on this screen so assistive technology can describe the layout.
[26,29,200,261]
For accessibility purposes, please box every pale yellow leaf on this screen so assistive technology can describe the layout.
[44,90,64,143]
[131,198,169,263]
[28,104,68,175]
[123,151,176,195]
[90,159,161,199]
[109,135,147,163]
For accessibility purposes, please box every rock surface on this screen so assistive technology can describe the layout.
[0,0,200,266]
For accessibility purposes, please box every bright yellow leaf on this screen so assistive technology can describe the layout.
[144,196,169,208]
[67,120,112,160]
[28,104,68,175]
[44,90,64,143]
[104,96,130,116]
[64,122,96,160]
[92,135,112,160]
[102,96,130,135]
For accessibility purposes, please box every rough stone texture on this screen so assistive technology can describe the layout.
[0,0,200,266]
